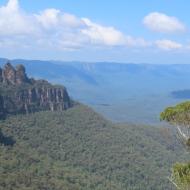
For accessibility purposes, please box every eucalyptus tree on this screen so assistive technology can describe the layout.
[160,101,190,189]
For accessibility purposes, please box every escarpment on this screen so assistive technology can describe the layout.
[0,62,72,119]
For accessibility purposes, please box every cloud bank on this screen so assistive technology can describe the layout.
[143,12,186,33]
[0,0,188,57]
[0,0,150,51]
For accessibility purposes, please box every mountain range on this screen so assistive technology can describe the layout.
[1,58,190,125]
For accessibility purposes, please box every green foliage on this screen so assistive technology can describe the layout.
[171,162,190,189]
[0,104,186,189]
[160,101,190,126]
[161,101,190,189]
[0,128,15,146]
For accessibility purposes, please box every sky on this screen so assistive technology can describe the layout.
[0,0,190,64]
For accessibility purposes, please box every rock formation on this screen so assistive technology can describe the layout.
[15,64,29,84]
[0,62,72,119]
[1,62,29,85]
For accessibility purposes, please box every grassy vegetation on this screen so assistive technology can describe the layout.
[0,104,187,189]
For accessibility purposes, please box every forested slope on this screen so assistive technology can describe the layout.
[0,104,186,190]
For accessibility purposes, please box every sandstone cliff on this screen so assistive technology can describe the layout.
[0,62,72,119]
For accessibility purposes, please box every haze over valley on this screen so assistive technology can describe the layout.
[1,58,189,125]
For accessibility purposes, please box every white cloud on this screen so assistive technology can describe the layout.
[35,9,85,30]
[81,18,126,46]
[1,0,137,50]
[36,9,61,29]
[81,18,152,47]
[155,39,182,50]
[143,12,186,33]
[0,0,168,53]
[0,0,37,36]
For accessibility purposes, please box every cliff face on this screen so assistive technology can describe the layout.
[0,62,72,119]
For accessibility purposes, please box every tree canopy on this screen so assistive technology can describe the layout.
[160,101,190,190]
[160,101,190,127]
[0,104,185,190]
[160,101,190,147]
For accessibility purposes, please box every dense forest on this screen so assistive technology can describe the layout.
[0,104,187,190]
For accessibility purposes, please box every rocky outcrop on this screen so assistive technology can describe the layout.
[6,85,71,113]
[1,62,30,85]
[0,62,72,119]
[15,64,30,84]
[2,63,17,84]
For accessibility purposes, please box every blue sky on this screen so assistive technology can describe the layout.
[0,0,190,64]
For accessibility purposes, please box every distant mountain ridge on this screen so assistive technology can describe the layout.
[1,58,190,124]
[0,62,72,119]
